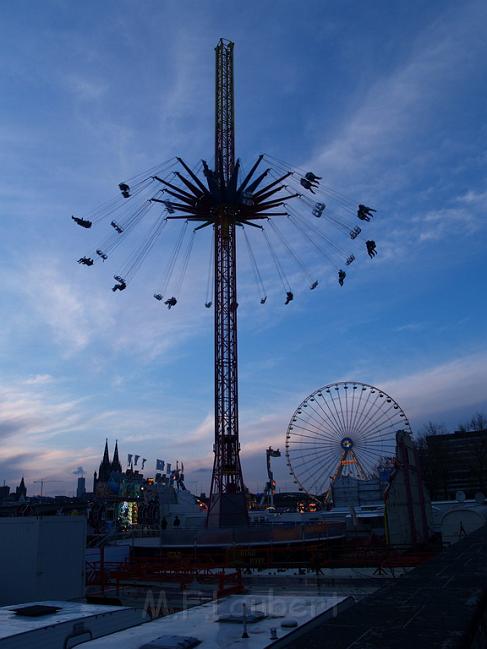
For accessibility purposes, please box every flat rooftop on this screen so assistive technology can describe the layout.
[82,594,351,649]
[286,524,487,648]
[0,600,140,643]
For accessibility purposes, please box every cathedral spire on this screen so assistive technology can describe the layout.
[98,438,112,482]
[102,438,110,463]
[16,476,27,501]
[111,439,122,474]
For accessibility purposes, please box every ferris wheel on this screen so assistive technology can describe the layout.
[285,382,411,498]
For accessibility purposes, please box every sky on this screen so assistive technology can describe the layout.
[0,0,486,497]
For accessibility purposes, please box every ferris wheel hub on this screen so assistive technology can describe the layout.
[341,437,354,450]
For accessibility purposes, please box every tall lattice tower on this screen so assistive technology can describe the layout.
[207,39,247,528]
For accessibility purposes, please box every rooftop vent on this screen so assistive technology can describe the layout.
[11,605,62,617]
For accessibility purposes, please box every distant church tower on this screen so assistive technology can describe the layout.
[98,439,112,482]
[16,476,27,501]
[111,440,122,474]
[93,439,124,492]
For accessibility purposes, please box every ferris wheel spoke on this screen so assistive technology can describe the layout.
[362,405,406,437]
[319,391,348,438]
[349,385,365,434]
[289,447,339,462]
[315,391,345,436]
[356,441,395,460]
[358,412,397,440]
[356,432,397,445]
[343,386,349,432]
[288,438,340,447]
[292,415,339,440]
[304,403,343,440]
[356,392,395,432]
[360,395,404,440]
[350,385,360,430]
[316,470,335,495]
[333,392,352,436]
[352,446,386,475]
[291,454,336,477]
[312,397,344,440]
[347,386,372,439]
[287,446,336,463]
[291,445,338,466]
[291,459,335,478]
[353,440,386,461]
[355,433,396,453]
[353,387,382,434]
[305,457,339,494]
[305,401,339,432]
[355,435,397,454]
[349,388,377,434]
[359,420,402,447]
[293,415,344,440]
[352,390,382,437]
[289,425,340,443]
[316,397,348,440]
[293,454,342,476]
[324,393,346,437]
[295,408,340,437]
[356,405,402,440]
[291,445,339,464]
[332,389,349,435]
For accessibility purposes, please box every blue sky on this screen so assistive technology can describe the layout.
[0,0,486,496]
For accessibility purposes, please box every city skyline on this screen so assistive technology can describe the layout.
[1,0,486,495]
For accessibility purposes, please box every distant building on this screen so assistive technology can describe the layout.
[15,477,27,502]
[76,477,86,498]
[93,439,123,493]
[0,485,10,501]
[421,429,487,500]
[0,516,86,604]
[332,475,385,507]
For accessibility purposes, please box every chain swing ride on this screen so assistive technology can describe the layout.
[73,40,381,527]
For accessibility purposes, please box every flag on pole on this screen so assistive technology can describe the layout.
[156,459,165,471]
[134,455,140,466]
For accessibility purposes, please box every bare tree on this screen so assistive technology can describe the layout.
[470,413,487,432]
[422,421,447,437]
[457,412,487,433]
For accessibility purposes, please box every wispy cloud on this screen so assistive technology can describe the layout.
[414,203,483,242]
[394,322,427,333]
[6,259,114,354]
[23,374,54,385]
[65,75,108,101]
[378,351,487,423]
